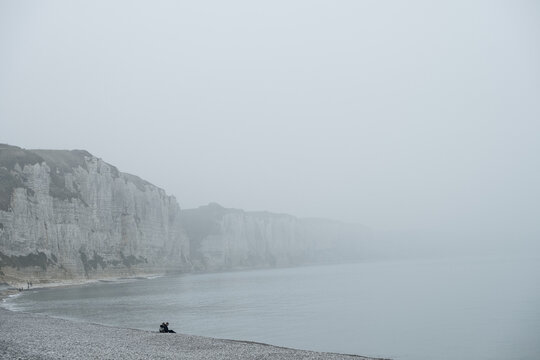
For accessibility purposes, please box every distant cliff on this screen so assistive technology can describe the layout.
[0,144,368,283]
[181,203,368,271]
[0,144,190,283]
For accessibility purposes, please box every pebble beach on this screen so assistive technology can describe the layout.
[0,306,385,360]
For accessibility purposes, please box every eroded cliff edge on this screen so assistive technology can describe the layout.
[0,144,190,282]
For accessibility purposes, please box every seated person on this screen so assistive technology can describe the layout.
[159,322,176,333]
[164,322,176,333]
[159,322,167,333]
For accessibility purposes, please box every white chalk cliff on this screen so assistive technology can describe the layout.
[0,144,368,283]
[0,145,190,282]
[182,203,368,271]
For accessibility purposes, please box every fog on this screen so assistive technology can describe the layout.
[1,0,539,257]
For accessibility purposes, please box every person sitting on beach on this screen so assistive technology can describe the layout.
[159,322,167,333]
[164,322,176,333]
[159,322,176,333]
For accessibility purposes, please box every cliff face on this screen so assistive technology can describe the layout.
[0,144,368,283]
[182,203,368,271]
[0,145,190,282]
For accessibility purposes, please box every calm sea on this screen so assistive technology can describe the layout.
[3,257,540,360]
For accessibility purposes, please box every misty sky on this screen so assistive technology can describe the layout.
[1,1,539,251]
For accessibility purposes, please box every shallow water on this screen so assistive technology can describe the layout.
[4,256,540,360]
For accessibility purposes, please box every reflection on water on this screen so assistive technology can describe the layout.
[4,257,540,360]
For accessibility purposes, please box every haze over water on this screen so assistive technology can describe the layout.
[1,2,539,360]
[5,256,540,360]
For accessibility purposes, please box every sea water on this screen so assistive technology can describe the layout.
[4,256,540,360]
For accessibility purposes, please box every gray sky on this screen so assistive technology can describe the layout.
[1,1,539,252]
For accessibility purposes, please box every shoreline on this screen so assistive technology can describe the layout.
[0,307,388,360]
[0,273,165,303]
[0,276,390,360]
